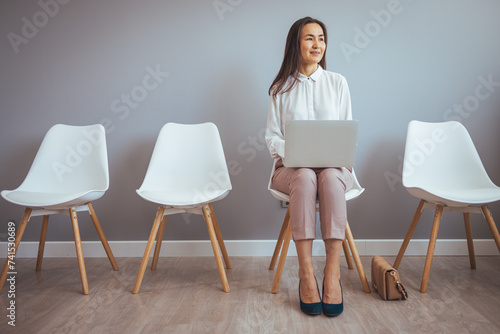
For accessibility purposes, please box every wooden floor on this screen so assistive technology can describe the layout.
[1,255,499,333]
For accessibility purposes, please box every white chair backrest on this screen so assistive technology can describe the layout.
[138,122,232,193]
[14,124,109,193]
[267,160,365,202]
[402,120,496,190]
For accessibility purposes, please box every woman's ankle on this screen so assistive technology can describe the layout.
[298,268,316,281]
[323,266,340,281]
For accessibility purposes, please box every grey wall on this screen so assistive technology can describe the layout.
[1,0,499,243]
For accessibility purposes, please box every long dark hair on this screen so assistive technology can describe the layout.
[268,17,328,98]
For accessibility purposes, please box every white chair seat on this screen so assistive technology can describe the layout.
[136,189,230,207]
[407,186,500,206]
[1,190,105,208]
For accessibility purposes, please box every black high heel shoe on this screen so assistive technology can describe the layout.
[322,278,343,317]
[299,277,322,316]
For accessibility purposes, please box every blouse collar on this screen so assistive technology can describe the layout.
[297,65,324,82]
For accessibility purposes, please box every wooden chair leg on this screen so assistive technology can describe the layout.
[272,214,292,294]
[36,215,49,271]
[345,221,371,293]
[420,204,443,293]
[0,208,32,292]
[151,216,167,270]
[133,206,165,294]
[269,208,290,270]
[393,199,426,268]
[463,212,476,269]
[208,203,231,269]
[202,205,230,293]
[69,207,89,295]
[481,205,500,252]
[343,238,354,270]
[87,203,119,271]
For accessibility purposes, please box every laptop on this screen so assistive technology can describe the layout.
[284,120,358,168]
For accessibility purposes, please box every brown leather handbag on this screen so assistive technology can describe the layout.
[371,256,408,300]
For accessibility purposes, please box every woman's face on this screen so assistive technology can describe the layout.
[299,23,326,67]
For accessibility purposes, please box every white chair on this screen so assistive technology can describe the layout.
[132,122,232,293]
[0,124,118,295]
[268,161,371,293]
[393,120,500,292]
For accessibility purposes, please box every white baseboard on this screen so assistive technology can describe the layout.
[0,239,498,258]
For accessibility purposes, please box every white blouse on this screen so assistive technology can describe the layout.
[265,66,353,160]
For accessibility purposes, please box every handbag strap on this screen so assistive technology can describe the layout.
[389,271,408,300]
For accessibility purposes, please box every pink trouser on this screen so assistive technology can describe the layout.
[271,159,354,241]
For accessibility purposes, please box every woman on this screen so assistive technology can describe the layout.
[265,17,354,317]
